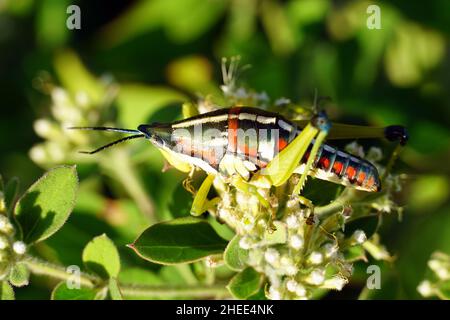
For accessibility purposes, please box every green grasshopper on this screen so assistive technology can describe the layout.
[71,105,408,217]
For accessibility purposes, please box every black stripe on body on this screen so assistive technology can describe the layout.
[155,107,381,191]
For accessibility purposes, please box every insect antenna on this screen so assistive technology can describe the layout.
[68,126,141,134]
[78,134,145,154]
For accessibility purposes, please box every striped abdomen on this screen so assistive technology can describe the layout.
[162,107,380,192]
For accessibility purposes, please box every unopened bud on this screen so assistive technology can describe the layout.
[13,241,26,255]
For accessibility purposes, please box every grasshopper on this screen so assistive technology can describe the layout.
[71,106,408,217]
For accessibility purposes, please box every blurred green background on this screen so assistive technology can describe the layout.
[0,0,449,299]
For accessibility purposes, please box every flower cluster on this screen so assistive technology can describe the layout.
[212,168,377,299]
[199,59,403,299]
[0,190,27,281]
[417,252,450,300]
[29,77,118,167]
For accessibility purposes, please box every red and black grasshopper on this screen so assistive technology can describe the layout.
[71,106,408,215]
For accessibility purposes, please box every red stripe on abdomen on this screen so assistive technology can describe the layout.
[227,107,241,153]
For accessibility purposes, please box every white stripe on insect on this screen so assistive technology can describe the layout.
[172,114,228,128]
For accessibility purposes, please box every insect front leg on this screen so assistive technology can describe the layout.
[191,174,220,216]
[292,129,329,195]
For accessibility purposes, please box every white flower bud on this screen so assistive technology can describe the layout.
[295,284,307,298]
[286,279,298,292]
[242,215,255,232]
[323,243,338,259]
[308,251,323,265]
[29,145,47,164]
[285,265,298,276]
[417,280,434,297]
[34,119,53,138]
[51,87,69,105]
[268,286,281,300]
[289,235,304,250]
[13,241,26,255]
[353,230,367,244]
[239,237,252,250]
[286,198,298,209]
[305,269,325,285]
[257,219,267,229]
[275,97,290,106]
[323,276,348,290]
[286,215,299,229]
[280,256,298,276]
[428,259,450,280]
[264,248,280,265]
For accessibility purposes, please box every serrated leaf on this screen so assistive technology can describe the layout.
[14,166,78,244]
[51,282,97,300]
[224,235,249,271]
[227,267,263,299]
[108,278,123,300]
[82,234,120,279]
[130,217,228,265]
[0,281,14,300]
[9,263,30,287]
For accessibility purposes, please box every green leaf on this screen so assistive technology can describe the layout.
[54,49,104,104]
[226,267,263,299]
[344,245,367,262]
[119,267,163,286]
[224,235,249,271]
[108,278,123,300]
[162,0,226,43]
[82,234,121,279]
[247,285,268,300]
[0,281,14,300]
[51,282,97,300]
[116,84,186,128]
[9,263,30,287]
[14,166,78,244]
[4,177,19,215]
[130,217,228,265]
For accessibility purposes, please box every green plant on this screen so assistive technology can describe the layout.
[0,167,229,300]
[417,252,450,300]
[5,55,408,300]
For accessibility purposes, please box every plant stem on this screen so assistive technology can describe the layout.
[120,284,229,299]
[23,256,229,299]
[23,256,98,287]
[315,190,355,220]
[102,149,155,222]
